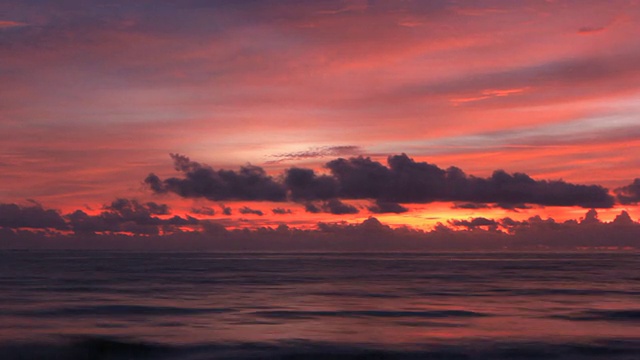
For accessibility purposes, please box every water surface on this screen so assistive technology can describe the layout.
[0,251,638,359]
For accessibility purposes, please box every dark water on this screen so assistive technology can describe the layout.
[0,251,639,359]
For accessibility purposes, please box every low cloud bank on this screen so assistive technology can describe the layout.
[1,203,638,251]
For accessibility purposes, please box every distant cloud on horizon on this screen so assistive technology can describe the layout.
[1,204,639,251]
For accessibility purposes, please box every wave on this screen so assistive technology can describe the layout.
[1,336,640,360]
[551,309,640,322]
[252,309,487,320]
[5,305,234,318]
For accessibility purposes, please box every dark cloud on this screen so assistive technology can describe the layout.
[145,202,171,215]
[450,217,498,228]
[105,198,171,217]
[191,206,215,216]
[368,200,408,214]
[145,154,286,201]
[239,206,264,216]
[452,203,491,209]
[147,153,615,208]
[326,155,398,200]
[67,199,198,235]
[284,167,338,201]
[0,199,192,238]
[321,199,359,215]
[201,221,228,236]
[580,208,600,225]
[495,202,532,211]
[272,207,293,215]
[0,203,67,230]
[615,178,640,204]
[304,202,321,213]
[613,211,634,225]
[323,154,614,208]
[220,204,233,216]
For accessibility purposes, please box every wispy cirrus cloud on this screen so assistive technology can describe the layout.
[266,146,362,163]
[0,20,27,28]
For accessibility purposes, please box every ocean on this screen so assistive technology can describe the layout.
[0,251,638,359]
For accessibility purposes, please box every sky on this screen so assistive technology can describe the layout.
[1,0,640,249]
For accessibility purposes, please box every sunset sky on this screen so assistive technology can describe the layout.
[1,0,640,247]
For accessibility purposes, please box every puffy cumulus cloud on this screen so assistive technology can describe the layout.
[613,211,634,225]
[239,206,264,216]
[325,154,614,208]
[145,154,286,201]
[580,208,600,225]
[367,200,408,214]
[149,153,615,208]
[615,178,640,204]
[4,211,639,251]
[0,203,68,230]
[284,167,339,201]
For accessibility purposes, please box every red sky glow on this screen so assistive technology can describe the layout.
[1,0,640,249]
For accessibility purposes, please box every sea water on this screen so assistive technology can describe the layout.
[0,251,638,359]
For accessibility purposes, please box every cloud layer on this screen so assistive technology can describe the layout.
[146,154,615,209]
[2,205,638,251]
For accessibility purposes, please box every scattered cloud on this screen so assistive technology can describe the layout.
[191,206,216,216]
[450,217,498,228]
[220,204,233,216]
[239,206,264,216]
[272,207,293,215]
